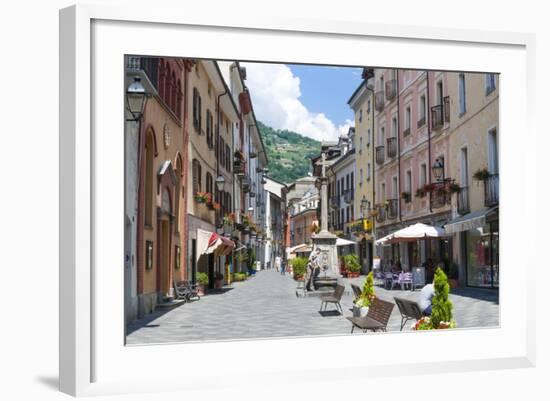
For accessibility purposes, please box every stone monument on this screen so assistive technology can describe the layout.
[311,153,340,291]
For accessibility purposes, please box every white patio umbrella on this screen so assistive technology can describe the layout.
[375,232,394,246]
[385,222,446,244]
[336,237,356,246]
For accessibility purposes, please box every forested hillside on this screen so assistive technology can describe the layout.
[258,121,321,184]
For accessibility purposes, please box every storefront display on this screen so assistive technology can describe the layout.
[465,223,498,288]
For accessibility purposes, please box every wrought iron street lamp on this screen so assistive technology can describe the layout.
[360,196,369,217]
[215,175,226,192]
[126,77,148,121]
[432,158,444,181]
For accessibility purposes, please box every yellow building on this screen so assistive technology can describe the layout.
[446,72,499,288]
[348,69,375,271]
[186,60,240,288]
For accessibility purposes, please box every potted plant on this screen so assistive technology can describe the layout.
[416,187,426,198]
[194,192,211,204]
[353,271,376,317]
[290,257,307,280]
[212,202,221,211]
[196,272,209,296]
[401,191,411,202]
[411,267,456,330]
[473,167,490,181]
[214,272,224,289]
[223,212,235,226]
[447,182,461,193]
[343,254,361,278]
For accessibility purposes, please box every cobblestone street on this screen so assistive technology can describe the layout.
[126,270,499,344]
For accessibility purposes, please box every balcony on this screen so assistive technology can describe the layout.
[386,137,397,158]
[417,116,426,128]
[375,145,385,165]
[343,189,354,204]
[233,159,246,176]
[431,188,451,209]
[387,198,398,219]
[241,175,251,193]
[385,79,397,101]
[375,205,386,223]
[484,174,499,206]
[375,91,385,111]
[330,195,340,209]
[457,186,470,215]
[126,56,159,92]
[431,96,450,130]
[403,127,411,137]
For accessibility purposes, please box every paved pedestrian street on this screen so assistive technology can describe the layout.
[126,270,500,345]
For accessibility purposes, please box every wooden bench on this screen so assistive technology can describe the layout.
[346,297,395,333]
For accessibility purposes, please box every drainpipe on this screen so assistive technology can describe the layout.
[397,70,402,222]
[427,70,433,213]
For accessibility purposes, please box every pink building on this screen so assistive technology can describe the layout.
[373,69,452,275]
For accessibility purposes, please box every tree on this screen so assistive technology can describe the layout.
[360,271,375,306]
[431,267,453,328]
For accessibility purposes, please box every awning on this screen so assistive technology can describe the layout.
[293,244,313,254]
[444,207,497,234]
[287,243,307,254]
[198,229,235,260]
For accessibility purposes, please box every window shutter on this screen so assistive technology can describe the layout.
[198,96,202,133]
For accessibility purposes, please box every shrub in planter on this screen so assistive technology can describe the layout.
[290,257,308,280]
[343,254,361,277]
[353,272,376,317]
[196,272,209,296]
[412,267,456,330]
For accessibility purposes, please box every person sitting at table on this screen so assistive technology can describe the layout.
[419,282,435,316]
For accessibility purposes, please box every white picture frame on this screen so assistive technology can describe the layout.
[59,4,536,397]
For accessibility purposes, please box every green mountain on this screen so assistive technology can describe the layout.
[258,121,321,184]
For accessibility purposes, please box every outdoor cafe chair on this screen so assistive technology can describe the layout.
[393,297,423,330]
[319,284,345,314]
[399,272,413,290]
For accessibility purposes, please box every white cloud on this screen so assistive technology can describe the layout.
[241,63,351,142]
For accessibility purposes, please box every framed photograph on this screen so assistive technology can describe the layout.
[59,3,536,397]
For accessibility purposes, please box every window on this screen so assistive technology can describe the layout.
[359,137,363,152]
[176,80,182,120]
[367,163,371,180]
[192,88,202,133]
[461,147,469,186]
[488,128,499,174]
[381,183,386,202]
[359,169,363,186]
[192,159,202,194]
[391,117,397,138]
[367,128,371,146]
[380,126,385,145]
[485,74,496,95]
[164,64,172,109]
[225,144,231,171]
[206,110,213,148]
[144,131,155,226]
[206,172,214,194]
[350,172,354,191]
[406,170,412,194]
[419,94,426,124]
[358,109,363,123]
[405,106,411,133]
[437,81,444,106]
[392,176,398,198]
[420,163,427,187]
[367,99,371,114]
[459,73,466,115]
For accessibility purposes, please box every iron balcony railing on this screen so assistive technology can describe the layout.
[417,116,426,128]
[431,96,450,130]
[385,79,397,101]
[386,137,398,158]
[431,188,451,209]
[241,175,251,193]
[457,186,470,215]
[484,174,499,206]
[343,189,354,204]
[387,199,398,219]
[403,127,411,137]
[126,56,159,91]
[375,91,385,111]
[330,195,340,209]
[375,145,385,165]
[375,205,386,223]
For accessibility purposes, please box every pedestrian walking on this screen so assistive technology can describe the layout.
[280,259,286,275]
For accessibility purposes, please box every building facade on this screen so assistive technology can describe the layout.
[348,69,375,272]
[126,56,193,320]
[263,177,287,269]
[445,72,499,288]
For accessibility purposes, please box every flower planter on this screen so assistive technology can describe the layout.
[214,279,223,289]
[196,284,206,297]
[352,305,369,318]
[448,278,459,289]
[347,271,360,278]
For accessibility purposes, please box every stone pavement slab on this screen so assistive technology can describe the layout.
[126,269,500,345]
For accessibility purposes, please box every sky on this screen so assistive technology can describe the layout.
[241,61,363,142]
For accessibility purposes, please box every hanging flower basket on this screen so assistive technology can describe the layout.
[194,192,211,204]
[473,168,490,181]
